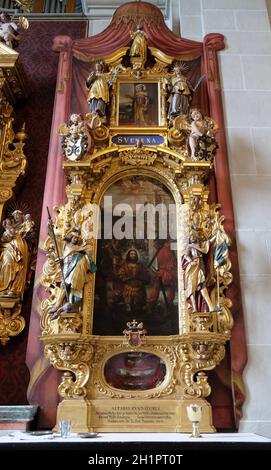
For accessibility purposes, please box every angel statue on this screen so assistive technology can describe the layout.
[0,11,29,49]
[169,109,218,162]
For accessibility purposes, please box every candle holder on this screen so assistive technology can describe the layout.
[186,404,203,438]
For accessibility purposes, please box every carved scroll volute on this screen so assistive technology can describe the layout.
[0,299,25,346]
[44,342,94,399]
[178,341,226,399]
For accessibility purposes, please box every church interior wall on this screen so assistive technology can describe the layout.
[176,0,271,439]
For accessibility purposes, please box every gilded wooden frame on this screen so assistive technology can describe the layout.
[116,79,162,127]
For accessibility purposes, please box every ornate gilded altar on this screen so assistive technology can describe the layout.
[0,42,32,346]
[40,36,233,433]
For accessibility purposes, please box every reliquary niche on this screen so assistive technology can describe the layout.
[40,30,233,433]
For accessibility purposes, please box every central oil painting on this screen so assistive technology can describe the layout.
[93,175,178,336]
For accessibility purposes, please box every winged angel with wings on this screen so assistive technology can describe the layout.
[170,110,218,162]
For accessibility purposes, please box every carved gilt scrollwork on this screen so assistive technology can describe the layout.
[121,148,157,166]
[0,298,25,346]
[44,341,94,399]
[0,44,30,345]
[0,100,27,220]
[179,340,226,398]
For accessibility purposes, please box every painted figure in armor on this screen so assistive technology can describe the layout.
[118,249,150,314]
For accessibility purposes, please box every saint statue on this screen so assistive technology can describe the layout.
[130,25,148,64]
[167,63,205,118]
[0,211,35,298]
[49,228,96,318]
[167,64,193,117]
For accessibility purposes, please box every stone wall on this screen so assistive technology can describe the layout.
[178,0,271,438]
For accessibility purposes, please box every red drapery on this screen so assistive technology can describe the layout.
[26,1,247,429]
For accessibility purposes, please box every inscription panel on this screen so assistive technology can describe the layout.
[92,400,179,429]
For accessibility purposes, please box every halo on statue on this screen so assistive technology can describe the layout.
[6,200,30,218]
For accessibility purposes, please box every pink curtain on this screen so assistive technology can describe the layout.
[203,33,247,426]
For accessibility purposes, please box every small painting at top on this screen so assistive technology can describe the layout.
[118,82,159,127]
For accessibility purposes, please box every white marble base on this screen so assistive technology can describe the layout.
[0,431,270,443]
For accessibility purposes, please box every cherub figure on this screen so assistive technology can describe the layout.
[0,12,18,48]
[1,218,15,242]
[0,12,29,49]
[168,108,218,160]
[189,108,218,161]
[189,109,207,160]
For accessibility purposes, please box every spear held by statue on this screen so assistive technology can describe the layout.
[46,206,69,302]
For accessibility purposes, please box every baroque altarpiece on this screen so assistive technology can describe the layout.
[23,2,245,432]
